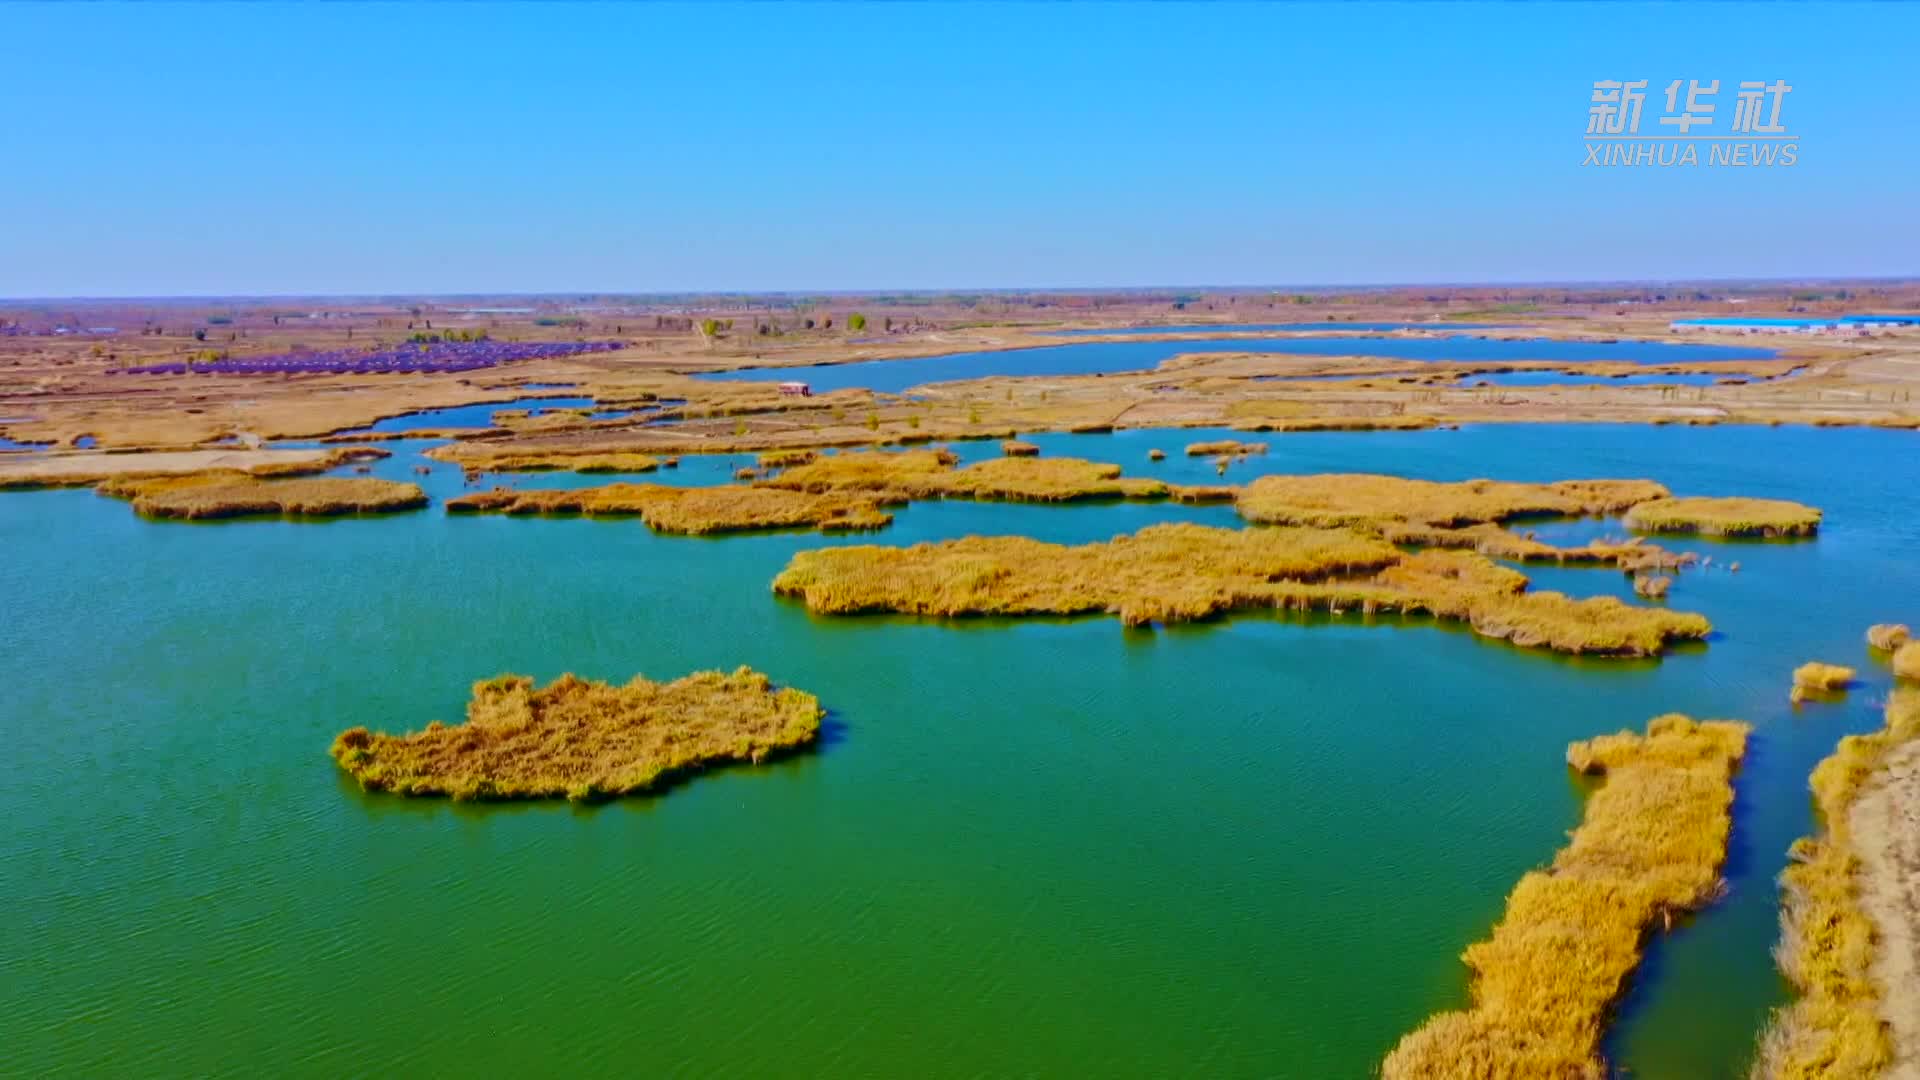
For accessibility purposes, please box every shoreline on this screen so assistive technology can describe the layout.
[1851,737,1920,1075]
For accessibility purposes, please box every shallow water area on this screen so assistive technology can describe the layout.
[1045,321,1506,335]
[338,395,641,434]
[3,422,1913,1077]
[1458,371,1727,388]
[700,336,1780,393]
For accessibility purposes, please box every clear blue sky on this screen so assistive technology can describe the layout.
[4,1,1913,296]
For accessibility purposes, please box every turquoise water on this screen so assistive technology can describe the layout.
[1458,371,1728,388]
[1257,370,1758,388]
[1046,322,1504,336]
[2,423,1913,1076]
[701,337,1779,393]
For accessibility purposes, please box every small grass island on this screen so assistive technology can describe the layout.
[1624,495,1823,538]
[100,471,427,520]
[331,666,824,802]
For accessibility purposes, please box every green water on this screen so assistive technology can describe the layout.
[3,424,1914,1077]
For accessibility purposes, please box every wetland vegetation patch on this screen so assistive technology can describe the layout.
[1235,473,1670,531]
[761,449,1193,504]
[446,483,894,535]
[1624,496,1823,538]
[1382,715,1749,1078]
[772,523,1710,654]
[330,667,824,802]
[1754,690,1920,1078]
[98,471,427,520]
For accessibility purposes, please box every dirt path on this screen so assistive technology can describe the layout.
[1852,737,1920,1079]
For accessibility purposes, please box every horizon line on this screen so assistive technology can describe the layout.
[4,274,1918,306]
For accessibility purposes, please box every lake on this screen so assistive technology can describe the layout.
[1044,322,1505,335]
[700,336,1780,394]
[2,422,1910,1076]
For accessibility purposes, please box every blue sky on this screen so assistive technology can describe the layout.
[3,2,1914,296]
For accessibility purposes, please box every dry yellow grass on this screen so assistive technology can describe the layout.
[1230,415,1439,433]
[445,483,894,535]
[1169,484,1239,504]
[772,524,1711,654]
[1237,473,1670,531]
[1895,643,1920,682]
[755,448,957,492]
[1384,522,1693,573]
[330,667,824,802]
[98,471,427,520]
[773,522,1400,628]
[763,450,1172,504]
[464,451,662,474]
[1148,448,1167,461]
[1625,496,1823,538]
[1185,439,1267,457]
[1001,439,1040,457]
[1868,624,1911,652]
[1752,690,1920,1078]
[1794,662,1858,693]
[1382,714,1749,1079]
[1634,574,1673,600]
[757,448,817,468]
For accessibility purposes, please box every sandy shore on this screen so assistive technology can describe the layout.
[1851,737,1920,1078]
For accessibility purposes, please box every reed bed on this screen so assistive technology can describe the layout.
[1867,624,1911,652]
[1895,643,1920,682]
[1229,416,1439,433]
[1169,484,1239,504]
[1148,448,1167,461]
[1752,690,1920,1078]
[1625,496,1823,538]
[773,522,1401,628]
[1185,439,1268,457]
[1634,574,1672,600]
[1793,662,1857,693]
[98,471,427,520]
[1001,439,1040,457]
[772,525,1711,654]
[757,448,957,493]
[469,451,662,474]
[330,666,824,802]
[1384,522,1693,573]
[763,450,1173,504]
[1382,714,1749,1079]
[250,447,391,475]
[445,483,894,535]
[757,449,817,469]
[1237,473,1671,531]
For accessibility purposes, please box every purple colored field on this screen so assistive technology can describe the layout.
[110,340,625,376]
